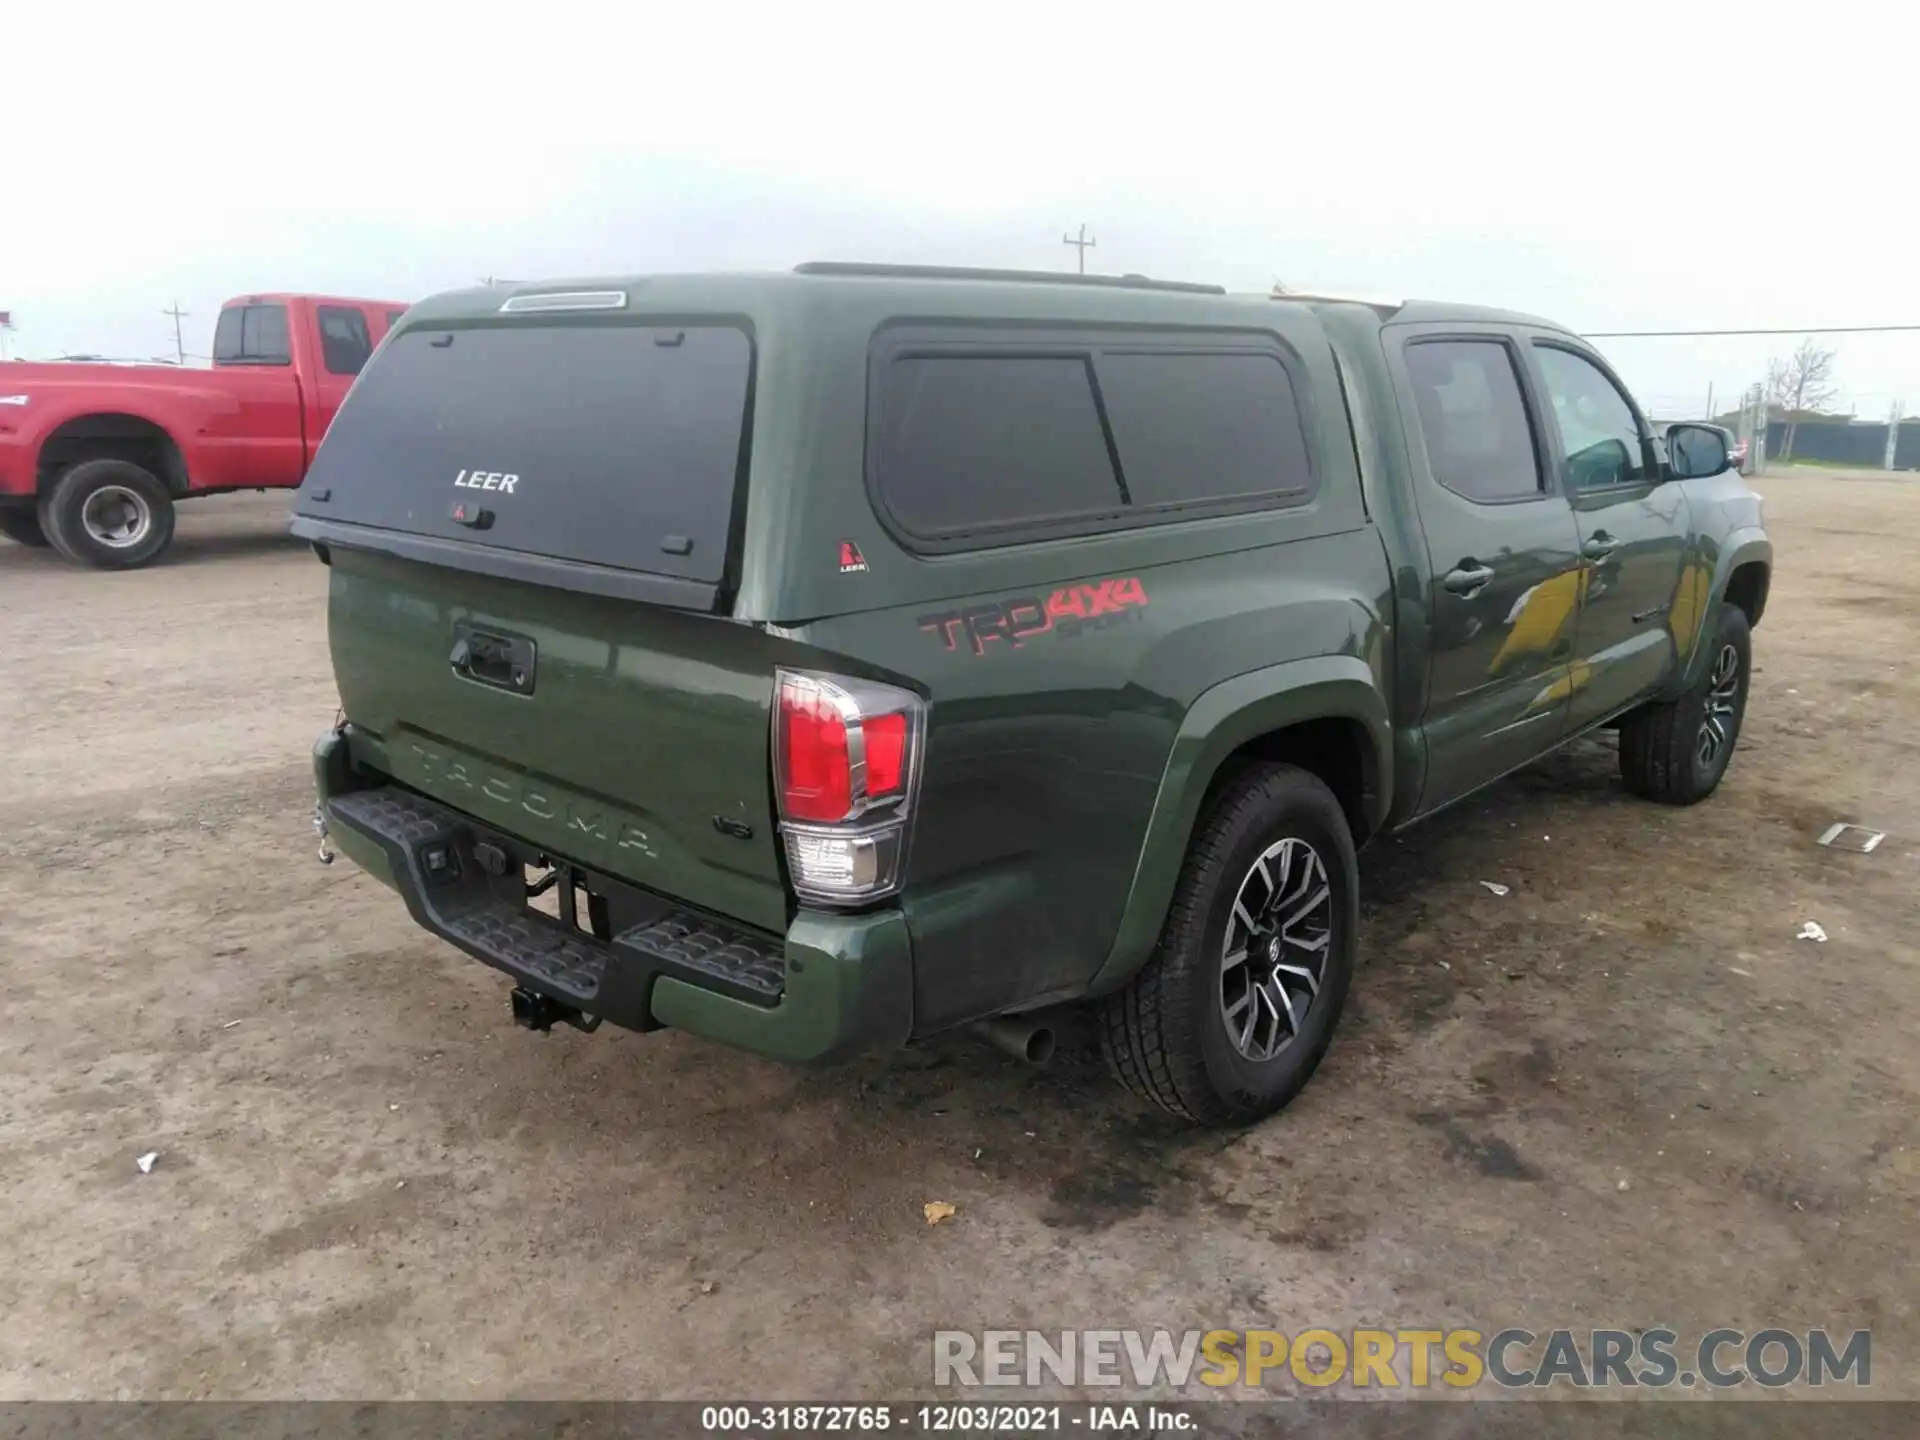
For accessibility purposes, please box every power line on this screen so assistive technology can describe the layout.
[1587,323,1920,338]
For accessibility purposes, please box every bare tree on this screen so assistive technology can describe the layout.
[1765,339,1839,461]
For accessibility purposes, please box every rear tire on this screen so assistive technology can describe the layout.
[1619,604,1752,804]
[0,509,50,547]
[41,459,176,569]
[1099,763,1357,1128]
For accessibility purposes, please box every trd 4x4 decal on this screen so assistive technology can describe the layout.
[919,577,1149,656]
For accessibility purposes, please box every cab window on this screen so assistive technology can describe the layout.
[317,305,375,377]
[1403,339,1544,503]
[212,304,291,366]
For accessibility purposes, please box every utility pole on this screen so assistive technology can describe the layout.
[1745,383,1768,475]
[162,302,189,365]
[1704,382,1714,422]
[1735,384,1756,475]
[1061,223,1096,274]
[1885,401,1903,471]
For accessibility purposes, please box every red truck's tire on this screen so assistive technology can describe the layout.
[41,459,177,570]
[0,510,51,547]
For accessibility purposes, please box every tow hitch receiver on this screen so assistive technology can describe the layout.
[510,986,601,1035]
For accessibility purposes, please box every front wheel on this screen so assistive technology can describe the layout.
[41,458,177,569]
[1619,604,1752,804]
[1099,763,1357,1128]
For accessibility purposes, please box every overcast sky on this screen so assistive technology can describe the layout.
[8,1,1916,419]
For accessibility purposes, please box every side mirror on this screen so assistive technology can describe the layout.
[1568,436,1635,489]
[1667,423,1731,480]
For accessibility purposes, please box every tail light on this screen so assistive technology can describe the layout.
[773,669,925,906]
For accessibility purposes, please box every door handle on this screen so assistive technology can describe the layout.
[1443,562,1495,596]
[1583,531,1620,559]
[450,623,537,696]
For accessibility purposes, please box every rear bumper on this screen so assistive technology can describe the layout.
[313,729,913,1064]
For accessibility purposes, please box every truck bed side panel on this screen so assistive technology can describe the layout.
[794,528,1393,1031]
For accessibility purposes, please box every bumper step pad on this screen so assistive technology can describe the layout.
[328,787,786,1028]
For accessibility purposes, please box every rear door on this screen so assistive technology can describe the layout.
[208,302,306,487]
[1525,338,1692,729]
[295,316,790,932]
[1386,327,1586,812]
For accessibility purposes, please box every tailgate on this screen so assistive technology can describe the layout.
[329,547,789,934]
[299,307,790,931]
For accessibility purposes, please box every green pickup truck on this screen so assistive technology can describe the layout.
[296,264,1771,1128]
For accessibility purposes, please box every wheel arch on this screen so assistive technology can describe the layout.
[1088,656,1391,993]
[1722,557,1770,628]
[35,412,190,496]
[1675,533,1771,692]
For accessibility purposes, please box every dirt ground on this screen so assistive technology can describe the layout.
[1,469,1915,1402]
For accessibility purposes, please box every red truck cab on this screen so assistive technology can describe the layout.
[0,293,406,568]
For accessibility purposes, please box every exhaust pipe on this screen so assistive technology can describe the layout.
[968,1015,1058,1066]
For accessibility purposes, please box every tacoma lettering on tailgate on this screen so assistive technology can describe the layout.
[406,741,657,859]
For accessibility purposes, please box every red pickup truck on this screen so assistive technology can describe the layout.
[0,293,406,568]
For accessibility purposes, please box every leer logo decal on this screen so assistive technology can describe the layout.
[919,577,1149,656]
[839,541,868,574]
[454,468,519,493]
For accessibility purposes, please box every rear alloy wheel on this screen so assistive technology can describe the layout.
[1219,837,1336,1064]
[0,509,51,547]
[1100,763,1357,1127]
[1619,604,1752,804]
[42,458,177,569]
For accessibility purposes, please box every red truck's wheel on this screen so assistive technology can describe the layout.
[42,459,177,570]
[0,510,51,547]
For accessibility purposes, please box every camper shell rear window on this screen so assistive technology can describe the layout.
[296,322,753,592]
